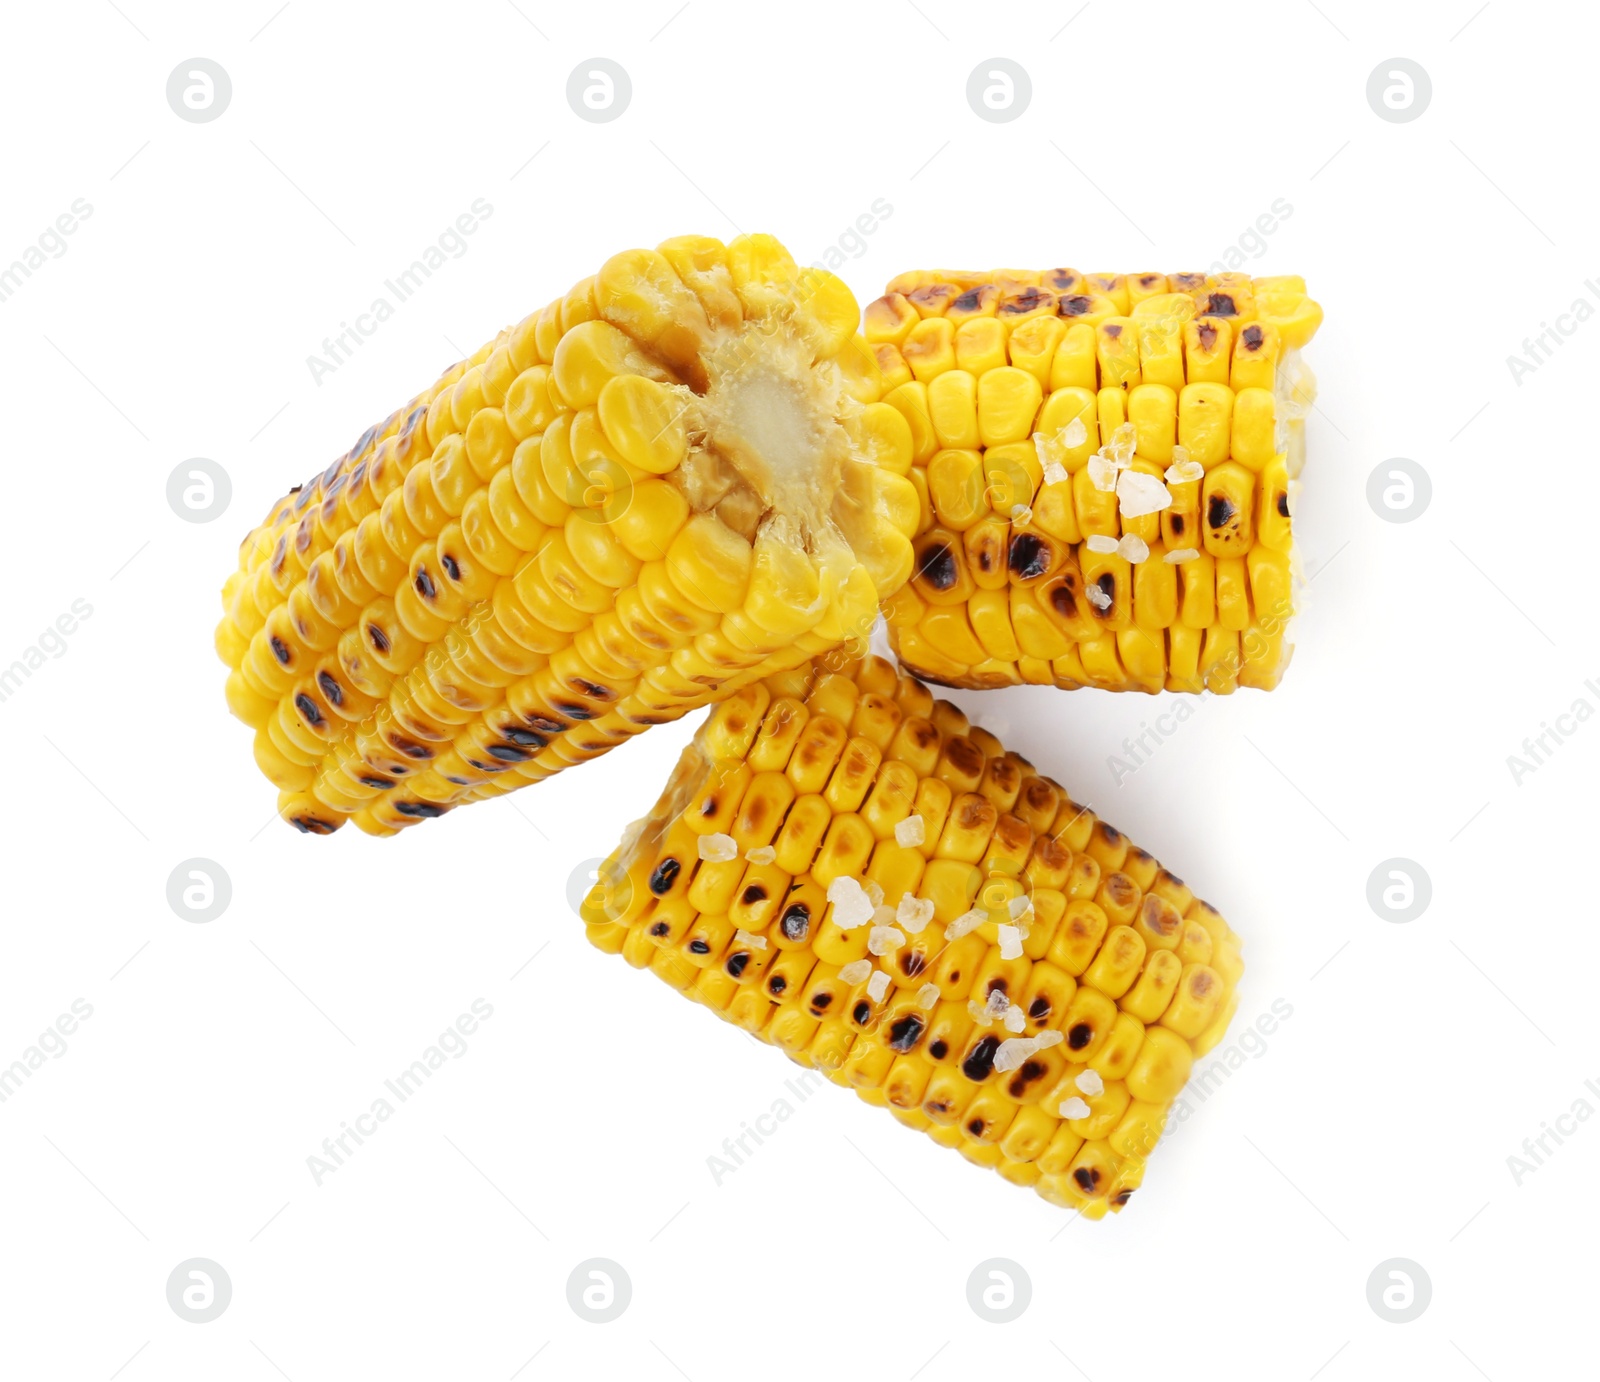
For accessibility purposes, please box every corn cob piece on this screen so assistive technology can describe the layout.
[865,268,1321,694]
[215,235,921,835]
[582,654,1244,1217]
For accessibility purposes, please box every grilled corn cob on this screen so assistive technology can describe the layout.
[865,268,1321,694]
[582,654,1243,1216]
[216,235,921,835]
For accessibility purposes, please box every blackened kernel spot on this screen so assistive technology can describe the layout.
[316,670,344,706]
[962,1035,1000,1081]
[887,1014,925,1052]
[393,800,444,819]
[269,635,292,666]
[503,727,547,748]
[1204,293,1238,318]
[698,797,719,818]
[440,553,461,582]
[726,952,750,978]
[1102,323,1122,339]
[649,921,670,938]
[1060,294,1093,316]
[1073,1166,1102,1191]
[915,542,958,592]
[1197,322,1219,350]
[928,1039,949,1060]
[1005,287,1050,314]
[524,715,567,735]
[767,974,787,996]
[952,288,985,313]
[1007,1060,1048,1099]
[741,885,767,907]
[1242,323,1264,350]
[290,814,338,835]
[1112,1189,1134,1206]
[648,858,681,895]
[901,951,928,979]
[1067,1022,1094,1051]
[1093,572,1116,609]
[1139,274,1160,287]
[1170,514,1185,535]
[573,678,611,700]
[688,939,710,955]
[986,978,1009,997]
[811,992,833,1012]
[358,775,395,790]
[553,700,596,721]
[1008,533,1050,581]
[414,567,437,600]
[293,693,324,727]
[780,903,810,941]
[366,623,390,653]
[1208,494,1239,529]
[1050,585,1077,617]
[391,738,432,761]
[1028,997,1051,1020]
[852,1000,872,1025]
[967,1118,986,1136]
[444,775,470,786]
[1101,823,1122,845]
[1277,492,1291,518]
[486,744,530,762]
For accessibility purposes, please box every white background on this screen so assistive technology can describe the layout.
[0,1,1592,1377]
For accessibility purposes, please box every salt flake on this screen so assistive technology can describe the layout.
[698,833,737,862]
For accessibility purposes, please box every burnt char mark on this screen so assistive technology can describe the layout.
[1000,286,1051,316]
[503,727,547,748]
[688,939,710,955]
[1170,514,1185,536]
[390,738,433,761]
[366,623,390,653]
[553,700,597,721]
[293,693,324,728]
[440,553,461,582]
[648,857,681,895]
[726,952,750,979]
[1050,584,1078,618]
[741,884,767,907]
[486,744,530,762]
[1208,493,1239,529]
[1202,292,1238,318]
[358,775,395,790]
[1277,492,1291,518]
[780,903,811,941]
[1067,1022,1094,1051]
[523,715,568,736]
[900,951,928,979]
[414,567,437,600]
[810,991,833,1013]
[1100,822,1122,845]
[767,974,787,997]
[1008,532,1051,581]
[649,921,670,938]
[316,670,344,707]
[1073,1166,1102,1191]
[1059,294,1094,317]
[887,1014,926,1052]
[290,814,338,835]
[1196,321,1219,350]
[1242,323,1264,351]
[967,1117,986,1136]
[1007,1059,1048,1098]
[915,541,958,592]
[852,1000,873,1026]
[1027,997,1051,1020]
[952,287,987,314]
[928,1039,949,1060]
[962,1035,1000,1081]
[1112,1189,1134,1206]
[269,635,292,666]
[1102,322,1122,339]
[572,678,612,701]
[1092,572,1116,612]
[393,800,445,819]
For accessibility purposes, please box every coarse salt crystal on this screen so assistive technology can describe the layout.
[865,879,885,907]
[1116,470,1172,518]
[1034,1030,1063,1049]
[1011,504,1033,526]
[968,999,994,1026]
[1087,453,1119,493]
[993,1037,1036,1073]
[986,989,1010,1017]
[997,923,1024,960]
[1164,547,1200,564]
[1164,457,1204,484]
[733,928,767,950]
[744,845,776,866]
[1117,534,1150,564]
[827,876,875,930]
[894,814,926,847]
[1003,1004,1026,1033]
[1042,459,1069,487]
[868,925,905,956]
[1085,584,1112,612]
[917,983,941,1009]
[1008,894,1034,921]
[897,894,936,934]
[837,959,872,984]
[1058,1096,1092,1120]
[698,832,737,862]
[945,908,986,941]
[867,970,890,1002]
[1061,416,1088,448]
[1075,1069,1105,1096]
[1085,534,1119,554]
[1108,423,1138,464]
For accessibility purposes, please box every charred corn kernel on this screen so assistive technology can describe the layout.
[582,656,1245,1217]
[872,265,1319,697]
[219,235,920,832]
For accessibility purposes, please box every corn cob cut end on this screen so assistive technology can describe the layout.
[214,235,920,835]
[868,268,1321,696]
[583,654,1245,1217]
